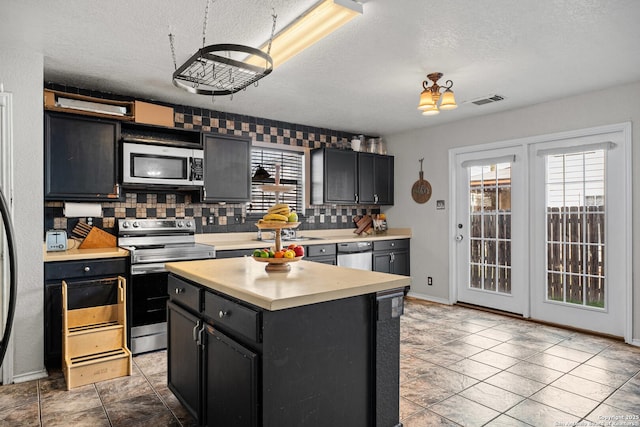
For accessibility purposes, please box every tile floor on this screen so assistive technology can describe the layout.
[0,299,638,426]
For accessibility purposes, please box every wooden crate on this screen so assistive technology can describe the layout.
[62,277,131,390]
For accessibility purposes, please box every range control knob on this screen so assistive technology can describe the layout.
[185,221,193,228]
[132,221,139,228]
[121,221,130,229]
[177,221,184,228]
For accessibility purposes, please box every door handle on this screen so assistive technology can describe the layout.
[455,234,464,241]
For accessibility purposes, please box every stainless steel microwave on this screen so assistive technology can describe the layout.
[122,142,204,187]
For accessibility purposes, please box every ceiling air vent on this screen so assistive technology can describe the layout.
[471,95,505,106]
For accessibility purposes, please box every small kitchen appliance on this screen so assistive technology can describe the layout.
[46,229,68,252]
[118,218,215,354]
[122,142,204,188]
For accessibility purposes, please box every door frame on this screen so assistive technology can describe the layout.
[448,122,632,343]
[0,90,14,383]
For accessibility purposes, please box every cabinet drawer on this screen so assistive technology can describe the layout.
[373,239,409,252]
[204,292,260,342]
[306,243,336,257]
[168,275,201,313]
[45,258,127,281]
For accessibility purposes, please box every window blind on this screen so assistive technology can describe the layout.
[248,147,304,214]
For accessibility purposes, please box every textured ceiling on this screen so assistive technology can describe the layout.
[2,0,640,136]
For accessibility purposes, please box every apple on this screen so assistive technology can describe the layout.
[293,245,304,257]
[287,211,298,222]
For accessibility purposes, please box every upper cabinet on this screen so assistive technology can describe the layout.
[45,112,121,201]
[311,148,394,206]
[202,133,251,203]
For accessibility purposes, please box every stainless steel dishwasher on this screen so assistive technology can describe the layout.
[336,241,372,270]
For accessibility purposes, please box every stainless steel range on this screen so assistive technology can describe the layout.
[118,218,215,354]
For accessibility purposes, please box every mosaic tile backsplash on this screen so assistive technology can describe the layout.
[44,83,381,237]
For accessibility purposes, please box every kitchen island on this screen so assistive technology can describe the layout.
[165,257,410,427]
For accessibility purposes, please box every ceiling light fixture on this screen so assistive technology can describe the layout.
[417,72,457,116]
[245,0,363,69]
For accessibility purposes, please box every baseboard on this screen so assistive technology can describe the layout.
[630,338,640,348]
[406,292,451,305]
[11,368,48,384]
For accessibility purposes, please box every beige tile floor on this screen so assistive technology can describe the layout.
[0,299,638,426]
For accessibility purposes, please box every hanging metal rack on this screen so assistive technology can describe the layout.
[170,0,276,96]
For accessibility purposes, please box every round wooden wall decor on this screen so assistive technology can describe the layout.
[411,158,432,204]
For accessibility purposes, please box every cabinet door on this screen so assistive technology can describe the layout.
[45,113,120,201]
[357,153,375,204]
[373,154,394,205]
[312,148,358,204]
[44,283,62,369]
[167,302,202,422]
[391,249,410,276]
[372,252,391,273]
[202,133,251,202]
[204,325,258,427]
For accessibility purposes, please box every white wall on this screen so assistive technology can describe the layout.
[0,48,45,381]
[386,81,640,341]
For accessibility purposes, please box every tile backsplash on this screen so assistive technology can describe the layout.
[44,83,381,237]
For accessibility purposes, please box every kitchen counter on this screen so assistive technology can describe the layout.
[195,227,411,251]
[166,256,410,311]
[43,245,129,262]
[166,256,407,426]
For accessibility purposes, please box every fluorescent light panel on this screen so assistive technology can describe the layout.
[247,0,363,68]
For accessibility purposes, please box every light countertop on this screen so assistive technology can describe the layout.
[195,227,412,251]
[43,245,129,262]
[166,257,411,311]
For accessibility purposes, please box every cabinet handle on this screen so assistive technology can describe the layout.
[320,248,326,253]
[219,310,228,319]
[390,252,395,263]
[83,266,90,272]
[374,194,379,203]
[192,322,199,342]
[391,242,395,247]
[115,183,120,198]
[355,193,359,203]
[175,288,185,294]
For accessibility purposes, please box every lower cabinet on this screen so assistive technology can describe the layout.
[204,324,258,427]
[167,301,201,420]
[167,273,391,427]
[372,239,410,276]
[44,257,128,370]
[304,243,336,265]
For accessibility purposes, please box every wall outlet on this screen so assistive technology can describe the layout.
[427,276,433,286]
[234,215,242,224]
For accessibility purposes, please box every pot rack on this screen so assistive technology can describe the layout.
[169,0,276,97]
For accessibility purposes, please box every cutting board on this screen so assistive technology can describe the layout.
[78,227,117,249]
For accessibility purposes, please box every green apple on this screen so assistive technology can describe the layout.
[287,211,298,222]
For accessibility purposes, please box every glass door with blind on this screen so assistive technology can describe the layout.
[454,147,526,315]
[530,134,628,337]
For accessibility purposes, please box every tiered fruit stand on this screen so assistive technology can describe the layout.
[253,173,303,272]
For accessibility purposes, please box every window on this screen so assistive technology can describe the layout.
[248,146,304,214]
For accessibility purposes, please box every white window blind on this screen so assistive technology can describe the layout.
[249,147,304,214]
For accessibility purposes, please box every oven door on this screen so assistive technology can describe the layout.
[129,263,170,354]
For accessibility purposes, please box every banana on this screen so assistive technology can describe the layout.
[263,213,289,222]
[268,204,290,214]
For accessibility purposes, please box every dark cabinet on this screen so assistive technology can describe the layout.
[215,249,250,259]
[372,239,410,276]
[304,243,337,265]
[204,324,258,427]
[202,133,251,202]
[45,112,121,201]
[44,257,127,369]
[311,148,394,205]
[311,148,358,204]
[167,301,202,421]
[357,153,393,205]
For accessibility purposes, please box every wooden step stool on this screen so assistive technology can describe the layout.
[62,276,132,390]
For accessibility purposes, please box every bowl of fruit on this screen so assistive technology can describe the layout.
[252,244,304,272]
